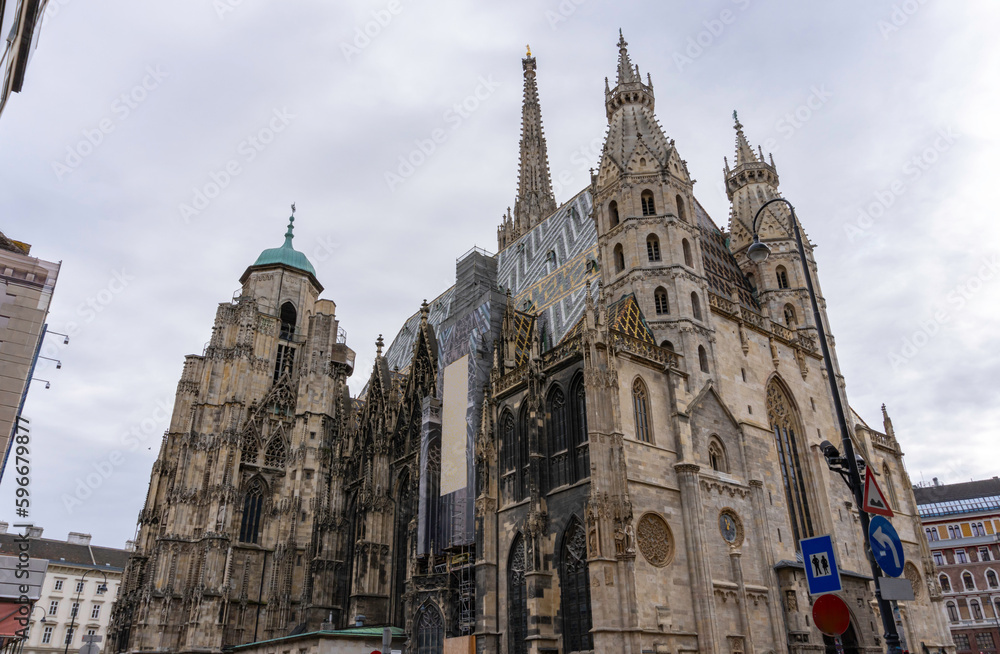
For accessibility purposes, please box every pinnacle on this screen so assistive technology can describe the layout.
[732,110,760,167]
[616,29,638,85]
[512,47,556,232]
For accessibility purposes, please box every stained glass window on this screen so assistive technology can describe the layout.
[508,535,527,654]
[767,380,814,545]
[560,520,592,652]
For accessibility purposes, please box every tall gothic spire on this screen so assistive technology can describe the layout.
[732,111,759,166]
[512,46,557,232]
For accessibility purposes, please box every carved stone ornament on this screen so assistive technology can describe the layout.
[903,562,922,600]
[636,512,673,567]
[718,508,744,546]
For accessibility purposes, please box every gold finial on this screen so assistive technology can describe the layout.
[526,44,531,57]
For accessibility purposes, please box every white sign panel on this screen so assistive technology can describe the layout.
[440,355,469,496]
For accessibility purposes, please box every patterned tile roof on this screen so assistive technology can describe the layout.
[608,293,655,343]
[695,199,760,313]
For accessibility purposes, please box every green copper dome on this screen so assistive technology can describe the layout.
[252,211,316,277]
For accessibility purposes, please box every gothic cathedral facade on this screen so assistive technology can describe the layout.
[110,33,954,654]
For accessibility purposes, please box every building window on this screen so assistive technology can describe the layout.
[970,599,983,620]
[632,378,652,443]
[976,634,995,650]
[682,239,693,267]
[42,627,53,644]
[517,406,530,502]
[776,266,789,289]
[54,580,63,591]
[783,304,797,327]
[698,345,709,373]
[546,386,569,492]
[86,630,96,637]
[986,569,998,588]
[934,552,945,566]
[973,522,987,537]
[957,550,969,564]
[691,292,702,320]
[675,194,687,222]
[654,288,669,315]
[882,463,899,511]
[546,250,557,268]
[65,627,75,645]
[641,189,656,216]
[963,571,975,590]
[508,535,528,654]
[500,410,517,504]
[614,244,625,273]
[48,601,59,616]
[647,234,661,262]
[239,479,265,544]
[279,302,297,340]
[241,429,261,464]
[560,520,593,652]
[608,200,620,227]
[709,438,727,473]
[570,375,589,484]
[75,581,85,593]
[414,605,444,654]
[947,602,959,622]
[661,340,675,352]
[91,605,101,620]
[767,379,814,545]
[939,574,950,592]
[71,602,79,618]
[264,437,286,468]
[953,633,968,648]
[949,525,961,539]
[926,527,939,542]
[273,344,296,383]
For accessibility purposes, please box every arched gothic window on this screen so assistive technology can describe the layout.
[570,375,589,484]
[946,602,958,622]
[691,292,702,320]
[698,345,709,373]
[264,437,286,468]
[508,535,528,654]
[392,472,412,626]
[647,234,661,262]
[279,302,297,340]
[784,304,797,327]
[614,245,625,273]
[414,605,444,654]
[963,572,975,590]
[500,411,516,504]
[882,463,899,511]
[682,239,693,267]
[632,378,652,443]
[239,479,264,544]
[987,570,998,589]
[654,288,669,315]
[608,201,620,227]
[547,387,569,491]
[776,266,790,290]
[940,574,951,593]
[675,194,687,222]
[560,520,593,652]
[971,600,983,620]
[641,189,656,216]
[709,437,727,472]
[241,431,260,464]
[661,340,675,351]
[766,379,814,545]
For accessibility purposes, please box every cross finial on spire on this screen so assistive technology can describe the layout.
[284,204,296,244]
[526,44,531,57]
[615,29,637,85]
[376,334,384,357]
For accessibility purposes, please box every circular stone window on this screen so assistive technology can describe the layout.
[637,512,674,567]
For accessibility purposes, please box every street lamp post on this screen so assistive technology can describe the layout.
[63,570,109,654]
[747,197,903,654]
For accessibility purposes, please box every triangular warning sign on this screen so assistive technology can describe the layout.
[863,468,894,518]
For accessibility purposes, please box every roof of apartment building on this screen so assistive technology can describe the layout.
[0,527,130,571]
[913,477,1000,518]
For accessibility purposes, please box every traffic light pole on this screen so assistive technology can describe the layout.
[750,198,902,654]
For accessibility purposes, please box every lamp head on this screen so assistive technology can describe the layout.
[819,440,840,460]
[56,361,62,369]
[747,236,771,263]
[98,583,108,593]
[44,382,50,389]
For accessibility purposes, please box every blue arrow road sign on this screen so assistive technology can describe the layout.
[800,534,843,596]
[868,515,905,578]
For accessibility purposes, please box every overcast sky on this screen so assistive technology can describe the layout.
[1,1,997,549]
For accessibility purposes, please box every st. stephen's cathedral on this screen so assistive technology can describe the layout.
[109,32,954,654]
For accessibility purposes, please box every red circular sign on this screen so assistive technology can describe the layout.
[812,594,851,636]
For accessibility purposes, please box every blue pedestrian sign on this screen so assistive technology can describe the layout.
[800,534,843,596]
[868,515,905,578]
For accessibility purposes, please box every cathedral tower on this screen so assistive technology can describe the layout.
[498,47,557,250]
[109,209,357,653]
[591,31,713,387]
